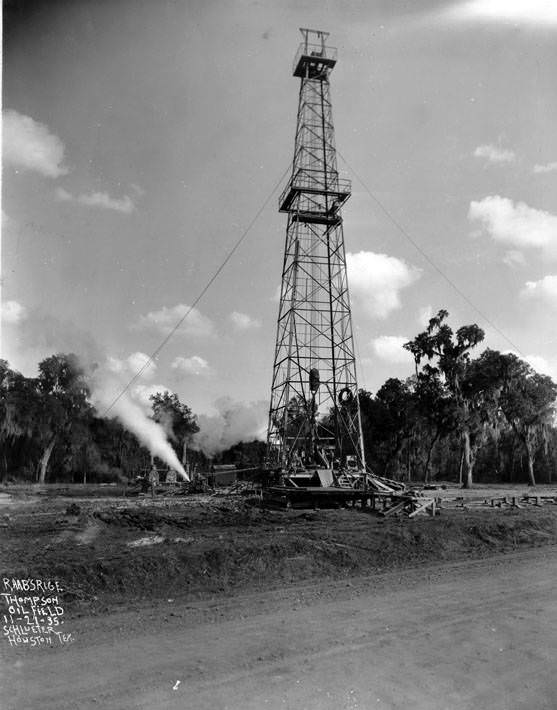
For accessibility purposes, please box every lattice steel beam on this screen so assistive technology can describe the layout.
[267,29,366,471]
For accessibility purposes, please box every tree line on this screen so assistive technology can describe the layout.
[0,356,200,483]
[359,310,557,487]
[1,310,556,486]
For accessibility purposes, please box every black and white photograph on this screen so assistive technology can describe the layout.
[1,1,557,708]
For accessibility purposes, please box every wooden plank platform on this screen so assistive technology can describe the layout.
[262,487,434,516]
[264,486,367,509]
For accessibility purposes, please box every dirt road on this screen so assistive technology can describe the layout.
[3,547,556,710]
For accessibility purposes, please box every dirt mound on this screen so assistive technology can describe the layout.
[3,498,557,613]
[90,499,268,531]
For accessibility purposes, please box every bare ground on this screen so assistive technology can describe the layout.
[1,485,557,708]
[2,548,556,709]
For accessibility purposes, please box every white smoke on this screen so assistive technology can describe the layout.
[193,396,267,457]
[1,305,189,479]
[89,369,190,481]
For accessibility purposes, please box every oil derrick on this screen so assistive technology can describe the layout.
[267,29,365,472]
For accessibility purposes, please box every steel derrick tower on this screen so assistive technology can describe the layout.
[267,28,365,471]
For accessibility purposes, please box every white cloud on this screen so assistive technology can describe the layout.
[502,349,557,382]
[172,355,213,377]
[3,109,69,178]
[520,275,557,307]
[533,162,557,174]
[446,1,557,26]
[78,191,134,214]
[55,187,135,214]
[131,383,172,410]
[229,311,261,331]
[126,352,157,378]
[107,351,157,379]
[469,196,557,257]
[55,187,72,201]
[106,356,126,374]
[371,335,413,365]
[473,144,515,164]
[1,300,28,324]
[134,303,216,338]
[503,250,526,268]
[418,305,433,326]
[346,251,421,319]
[523,355,557,382]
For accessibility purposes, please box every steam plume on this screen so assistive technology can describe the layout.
[2,307,189,479]
[193,397,267,457]
[90,372,189,481]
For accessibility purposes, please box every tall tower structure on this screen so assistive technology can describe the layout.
[267,28,365,471]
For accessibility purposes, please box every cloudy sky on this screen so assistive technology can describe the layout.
[2,0,557,420]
